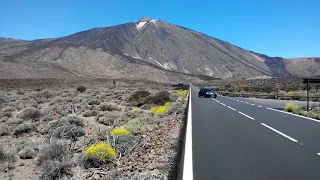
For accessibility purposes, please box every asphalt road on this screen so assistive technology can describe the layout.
[228,97,320,109]
[190,86,320,180]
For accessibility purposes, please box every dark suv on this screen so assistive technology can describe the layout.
[198,88,217,98]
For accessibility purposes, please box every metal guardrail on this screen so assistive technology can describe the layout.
[218,91,320,101]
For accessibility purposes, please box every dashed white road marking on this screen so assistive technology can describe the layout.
[258,105,263,108]
[236,100,240,102]
[261,123,298,143]
[220,103,226,106]
[317,153,320,156]
[240,101,244,103]
[227,106,236,111]
[266,107,320,123]
[251,104,255,106]
[238,111,255,120]
[245,102,250,104]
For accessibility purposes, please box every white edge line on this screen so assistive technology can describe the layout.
[183,85,193,180]
[221,103,226,106]
[261,123,298,142]
[238,111,255,120]
[317,153,320,156]
[227,106,236,111]
[266,107,320,123]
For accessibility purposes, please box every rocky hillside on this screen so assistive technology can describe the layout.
[0,18,319,82]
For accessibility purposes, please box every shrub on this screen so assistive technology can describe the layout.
[0,110,12,118]
[143,91,171,105]
[0,95,9,105]
[13,123,36,135]
[99,103,120,111]
[60,116,84,127]
[237,84,249,91]
[95,111,122,126]
[37,139,71,166]
[115,135,140,155]
[76,86,86,93]
[37,139,73,179]
[151,102,172,115]
[88,99,100,105]
[19,147,36,159]
[83,111,93,117]
[177,90,188,97]
[285,103,300,114]
[307,107,320,119]
[131,108,141,113]
[85,142,117,164]
[140,104,151,110]
[40,158,73,180]
[51,125,85,141]
[0,147,16,169]
[6,118,23,125]
[128,90,151,104]
[121,117,152,134]
[16,90,25,95]
[112,127,132,136]
[0,125,12,136]
[17,107,41,120]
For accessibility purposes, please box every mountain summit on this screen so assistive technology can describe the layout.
[0,18,319,83]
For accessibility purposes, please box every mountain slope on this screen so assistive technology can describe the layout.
[0,18,319,82]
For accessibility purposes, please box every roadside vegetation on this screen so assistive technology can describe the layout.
[284,103,320,119]
[0,85,188,179]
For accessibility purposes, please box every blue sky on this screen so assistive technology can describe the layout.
[0,0,319,58]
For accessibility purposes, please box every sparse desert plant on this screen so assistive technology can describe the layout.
[0,95,9,105]
[19,147,36,159]
[84,141,117,165]
[112,127,132,136]
[140,104,151,110]
[51,125,85,141]
[307,107,320,119]
[0,146,16,170]
[40,157,73,180]
[16,90,25,95]
[6,118,23,125]
[143,91,171,105]
[95,111,122,126]
[88,99,100,105]
[0,110,12,118]
[37,139,73,179]
[128,90,151,104]
[36,139,71,166]
[13,123,36,135]
[99,102,120,111]
[285,103,300,114]
[0,125,12,136]
[17,107,41,120]
[60,116,84,127]
[115,135,140,155]
[76,86,86,93]
[121,117,152,134]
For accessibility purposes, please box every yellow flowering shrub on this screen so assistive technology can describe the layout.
[85,141,117,163]
[112,127,132,136]
[131,108,141,113]
[285,103,300,114]
[151,101,172,114]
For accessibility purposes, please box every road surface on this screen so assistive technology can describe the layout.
[225,97,320,109]
[189,86,320,180]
